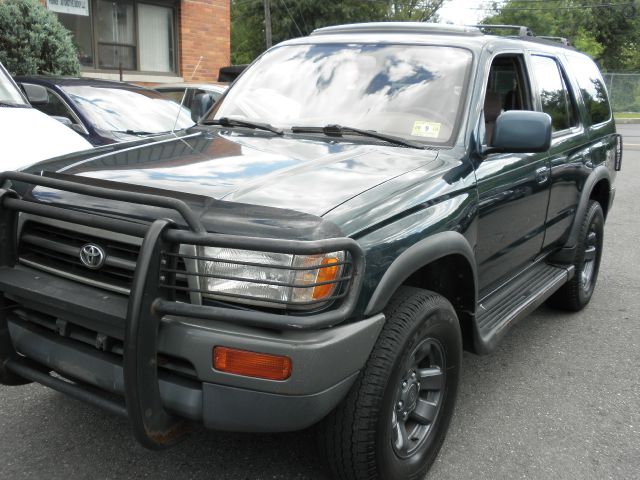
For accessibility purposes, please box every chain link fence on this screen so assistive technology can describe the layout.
[603,72,640,114]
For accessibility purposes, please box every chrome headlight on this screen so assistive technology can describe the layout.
[198,247,345,308]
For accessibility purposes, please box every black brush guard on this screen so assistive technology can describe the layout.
[0,171,365,449]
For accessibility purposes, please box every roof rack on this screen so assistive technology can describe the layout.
[310,22,574,50]
[469,24,534,37]
[311,22,482,36]
[538,36,571,46]
[469,23,574,49]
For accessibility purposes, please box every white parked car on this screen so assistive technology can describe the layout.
[0,62,92,171]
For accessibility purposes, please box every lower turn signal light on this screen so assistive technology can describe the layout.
[213,346,292,381]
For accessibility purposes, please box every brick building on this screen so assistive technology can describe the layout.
[42,0,230,83]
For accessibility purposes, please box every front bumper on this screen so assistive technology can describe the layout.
[6,303,383,431]
[1,265,383,432]
[0,171,373,448]
[1,265,383,397]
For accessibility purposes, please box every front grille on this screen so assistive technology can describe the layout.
[18,221,188,298]
[11,307,198,380]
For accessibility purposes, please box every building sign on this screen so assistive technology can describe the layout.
[46,0,89,16]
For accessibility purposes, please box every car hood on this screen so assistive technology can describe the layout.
[1,107,93,170]
[39,129,438,217]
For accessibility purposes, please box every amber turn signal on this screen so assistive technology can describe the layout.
[312,257,340,300]
[213,346,292,380]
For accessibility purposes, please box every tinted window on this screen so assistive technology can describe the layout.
[531,55,579,131]
[212,44,473,144]
[567,55,611,125]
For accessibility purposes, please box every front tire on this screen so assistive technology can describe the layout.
[318,287,462,480]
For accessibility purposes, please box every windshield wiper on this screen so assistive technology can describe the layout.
[113,129,157,136]
[290,124,426,149]
[202,117,284,135]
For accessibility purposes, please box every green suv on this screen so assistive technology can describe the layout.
[0,23,621,479]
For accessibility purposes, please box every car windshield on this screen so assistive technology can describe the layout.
[0,67,28,106]
[210,43,472,144]
[62,85,194,133]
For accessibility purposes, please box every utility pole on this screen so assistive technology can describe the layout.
[264,0,272,49]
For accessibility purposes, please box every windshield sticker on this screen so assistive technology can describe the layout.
[412,121,441,138]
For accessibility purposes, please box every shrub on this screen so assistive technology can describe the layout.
[0,0,80,76]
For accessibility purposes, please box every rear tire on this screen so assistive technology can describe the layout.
[549,200,604,311]
[318,287,462,480]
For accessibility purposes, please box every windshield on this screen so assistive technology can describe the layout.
[62,85,194,133]
[0,66,28,106]
[210,43,472,144]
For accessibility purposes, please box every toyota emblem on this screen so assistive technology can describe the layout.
[79,243,106,269]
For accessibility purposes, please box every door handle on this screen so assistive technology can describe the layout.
[535,167,550,185]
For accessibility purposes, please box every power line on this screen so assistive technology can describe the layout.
[295,0,310,35]
[270,0,296,39]
[465,1,636,10]
[279,0,304,36]
[264,0,272,48]
[494,0,569,2]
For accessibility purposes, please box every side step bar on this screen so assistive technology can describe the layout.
[475,262,574,353]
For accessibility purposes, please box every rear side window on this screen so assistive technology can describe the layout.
[567,55,611,125]
[531,55,579,132]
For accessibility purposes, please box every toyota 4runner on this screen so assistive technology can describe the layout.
[0,23,622,480]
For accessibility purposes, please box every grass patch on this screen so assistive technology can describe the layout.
[614,112,640,119]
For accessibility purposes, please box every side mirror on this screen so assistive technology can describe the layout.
[191,92,215,123]
[21,83,48,105]
[488,111,552,154]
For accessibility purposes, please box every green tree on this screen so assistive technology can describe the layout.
[0,0,80,76]
[482,0,639,71]
[231,0,445,64]
[387,0,445,21]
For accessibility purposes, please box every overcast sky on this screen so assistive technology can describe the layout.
[437,0,496,25]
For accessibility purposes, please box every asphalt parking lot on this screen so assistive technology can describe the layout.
[1,125,639,480]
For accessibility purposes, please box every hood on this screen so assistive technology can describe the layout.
[38,129,438,217]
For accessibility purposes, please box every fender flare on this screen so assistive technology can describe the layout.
[364,231,477,315]
[563,165,611,251]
